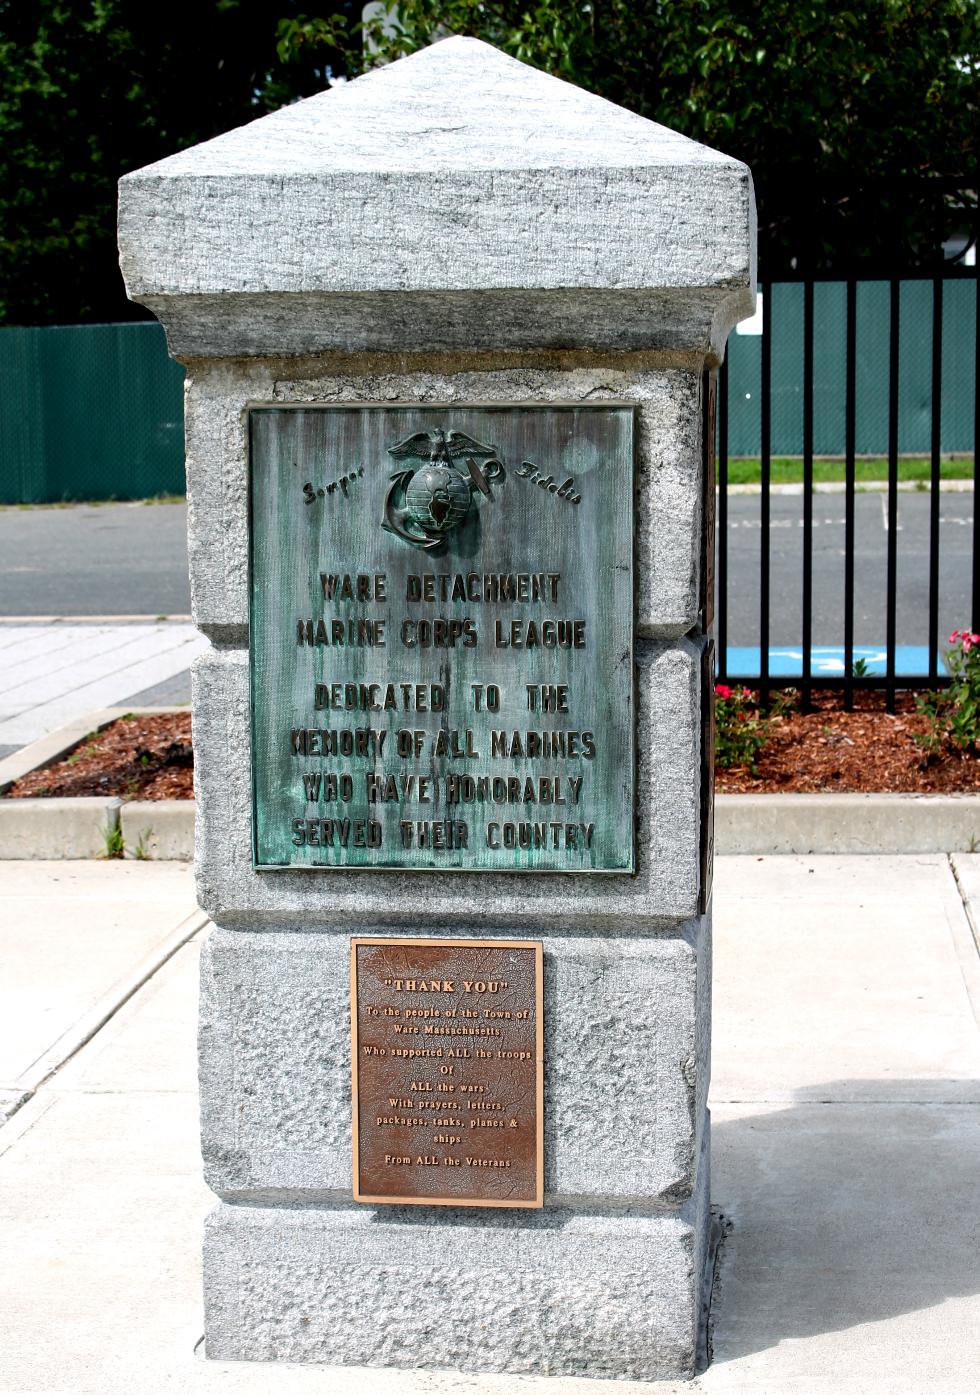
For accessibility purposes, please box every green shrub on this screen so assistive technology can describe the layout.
[916,631,980,756]
[715,685,793,773]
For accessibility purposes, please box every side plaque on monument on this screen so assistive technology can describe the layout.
[249,404,635,873]
[351,937,543,1207]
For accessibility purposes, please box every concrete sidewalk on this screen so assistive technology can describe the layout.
[0,620,203,758]
[0,855,978,1393]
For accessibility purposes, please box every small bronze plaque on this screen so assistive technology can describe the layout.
[351,937,543,1207]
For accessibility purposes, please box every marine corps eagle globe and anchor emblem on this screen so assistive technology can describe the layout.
[382,428,504,550]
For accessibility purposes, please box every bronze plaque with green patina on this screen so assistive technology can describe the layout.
[249,404,635,872]
[351,937,544,1208]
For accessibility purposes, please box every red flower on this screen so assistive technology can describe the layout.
[715,684,733,699]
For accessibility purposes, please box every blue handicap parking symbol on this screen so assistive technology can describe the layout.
[725,645,942,678]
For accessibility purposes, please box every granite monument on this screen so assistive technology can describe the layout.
[118,35,755,1380]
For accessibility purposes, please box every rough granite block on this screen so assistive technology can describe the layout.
[200,919,711,1205]
[183,358,707,641]
[202,1150,710,1381]
[192,636,707,929]
[119,37,754,360]
[117,32,747,1382]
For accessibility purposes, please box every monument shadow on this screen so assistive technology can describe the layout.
[710,1077,980,1363]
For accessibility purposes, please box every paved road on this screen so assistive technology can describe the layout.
[0,504,197,757]
[0,492,973,656]
[0,502,191,617]
[720,489,973,659]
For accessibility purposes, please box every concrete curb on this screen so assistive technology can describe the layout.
[0,707,193,860]
[0,796,122,860]
[4,703,980,859]
[717,792,980,854]
[4,793,980,859]
[120,800,195,862]
[724,479,974,496]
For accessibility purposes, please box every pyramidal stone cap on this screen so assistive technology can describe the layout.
[118,36,756,359]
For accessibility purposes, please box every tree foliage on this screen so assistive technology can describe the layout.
[280,0,980,274]
[0,1,976,325]
[0,1,337,325]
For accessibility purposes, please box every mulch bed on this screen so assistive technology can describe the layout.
[718,689,980,793]
[5,696,979,801]
[4,712,194,801]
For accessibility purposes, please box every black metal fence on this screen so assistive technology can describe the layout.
[716,266,979,711]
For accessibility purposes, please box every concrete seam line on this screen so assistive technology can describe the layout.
[945,856,980,1031]
[948,853,980,953]
[0,1088,34,1127]
[0,1089,58,1156]
[12,908,211,1097]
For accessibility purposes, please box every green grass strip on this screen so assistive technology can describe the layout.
[720,457,974,486]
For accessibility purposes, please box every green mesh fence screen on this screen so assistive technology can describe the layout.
[726,278,977,458]
[0,322,185,503]
[0,288,976,504]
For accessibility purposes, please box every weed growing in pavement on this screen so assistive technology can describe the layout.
[100,822,125,859]
[715,685,795,773]
[132,828,154,861]
[916,631,980,756]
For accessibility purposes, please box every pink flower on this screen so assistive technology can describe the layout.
[715,684,732,699]
[950,630,961,643]
[741,687,752,698]
[963,637,973,652]
[970,634,980,645]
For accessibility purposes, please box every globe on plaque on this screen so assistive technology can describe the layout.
[404,465,472,535]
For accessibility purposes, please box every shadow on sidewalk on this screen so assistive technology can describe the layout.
[710,1078,980,1363]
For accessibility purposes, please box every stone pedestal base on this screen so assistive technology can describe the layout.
[203,1146,710,1381]
[199,921,711,1204]
[199,915,713,1378]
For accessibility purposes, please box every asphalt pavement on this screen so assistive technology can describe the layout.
[0,504,197,758]
[0,502,192,618]
[1,493,973,648]
[721,488,974,662]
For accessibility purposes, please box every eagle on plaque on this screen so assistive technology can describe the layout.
[383,427,504,550]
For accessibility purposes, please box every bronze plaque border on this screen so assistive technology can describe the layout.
[248,401,636,876]
[350,936,544,1208]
